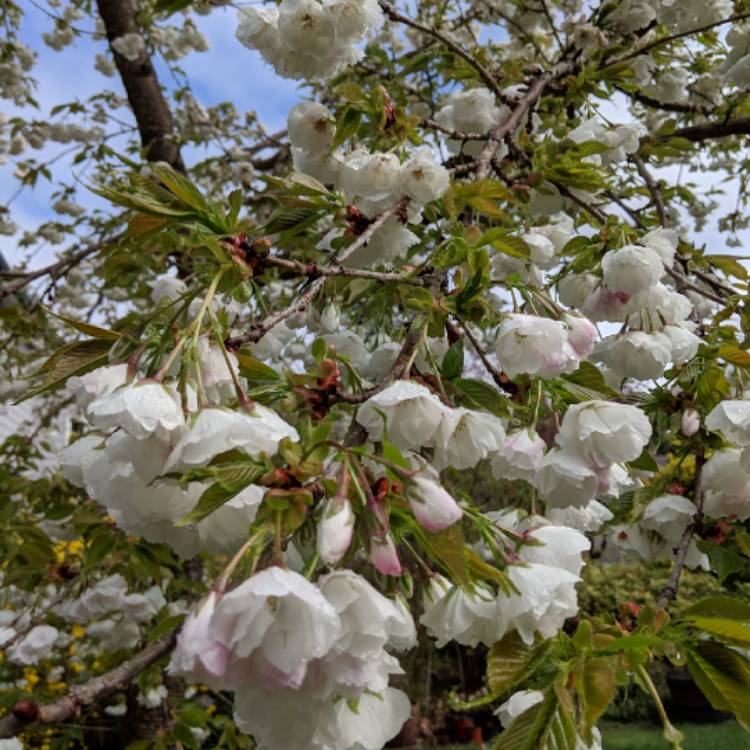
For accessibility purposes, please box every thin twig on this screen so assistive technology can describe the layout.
[380,3,509,104]
[0,244,101,301]
[226,199,408,349]
[455,319,516,395]
[630,154,668,228]
[606,12,750,67]
[421,118,487,141]
[263,255,427,286]
[663,265,725,305]
[657,450,705,610]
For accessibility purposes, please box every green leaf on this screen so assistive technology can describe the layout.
[16,338,113,403]
[433,237,470,268]
[153,0,193,15]
[706,255,747,281]
[127,212,172,239]
[629,450,658,473]
[493,684,577,750]
[45,307,123,341]
[311,338,328,362]
[91,183,193,219]
[453,378,507,415]
[150,164,210,214]
[263,206,327,236]
[577,657,616,739]
[686,641,750,728]
[176,462,265,525]
[455,254,488,311]
[696,539,750,583]
[487,631,547,697]
[332,107,362,149]
[598,633,667,654]
[147,613,185,643]
[478,228,531,260]
[682,597,750,647]
[227,188,243,226]
[288,172,329,196]
[441,339,464,380]
[453,180,512,219]
[718,345,750,368]
[561,362,618,400]
[415,524,470,585]
[404,286,435,311]
[236,352,281,382]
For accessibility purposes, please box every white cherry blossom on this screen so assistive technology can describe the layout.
[164,405,298,471]
[88,380,185,441]
[504,563,580,643]
[491,429,547,483]
[495,314,577,378]
[555,400,652,468]
[407,476,463,532]
[432,407,505,470]
[356,380,445,450]
[536,450,600,508]
[420,576,506,647]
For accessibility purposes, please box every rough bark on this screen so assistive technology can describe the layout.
[0,631,177,738]
[96,0,185,171]
[667,117,750,143]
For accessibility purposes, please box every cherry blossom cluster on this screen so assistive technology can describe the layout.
[559,229,704,382]
[236,0,384,81]
[59,342,294,557]
[169,567,415,750]
[286,100,449,267]
[421,514,589,648]
[700,400,750,519]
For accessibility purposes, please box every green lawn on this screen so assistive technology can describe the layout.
[438,721,750,750]
[601,722,750,749]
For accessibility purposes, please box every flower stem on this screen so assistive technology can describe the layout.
[636,665,684,750]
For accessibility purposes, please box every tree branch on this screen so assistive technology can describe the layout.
[616,86,709,115]
[663,117,750,143]
[380,3,509,104]
[663,265,725,304]
[263,255,428,286]
[96,0,184,170]
[454,318,517,395]
[630,154,668,228]
[657,450,705,610]
[607,12,750,67]
[0,243,101,301]
[421,118,487,141]
[476,73,555,180]
[225,199,409,349]
[338,318,426,405]
[0,631,177,739]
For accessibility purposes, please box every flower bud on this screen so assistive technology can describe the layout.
[319,304,340,334]
[681,408,700,437]
[370,534,402,576]
[407,476,462,532]
[317,496,355,565]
